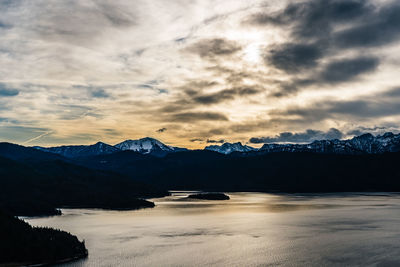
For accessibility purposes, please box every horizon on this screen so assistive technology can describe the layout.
[1,0,400,149]
[4,130,399,149]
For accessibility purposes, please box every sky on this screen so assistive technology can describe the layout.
[1,0,400,148]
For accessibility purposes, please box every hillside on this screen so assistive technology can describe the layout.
[0,154,167,216]
[0,210,87,265]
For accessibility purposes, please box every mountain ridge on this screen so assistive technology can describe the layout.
[29,131,400,157]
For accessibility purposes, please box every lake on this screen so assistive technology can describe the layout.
[26,192,400,266]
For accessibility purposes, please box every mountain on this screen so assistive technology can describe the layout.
[0,143,168,216]
[34,142,120,158]
[124,150,400,193]
[205,142,256,154]
[115,137,187,157]
[259,132,400,155]
[34,138,187,158]
[0,142,65,162]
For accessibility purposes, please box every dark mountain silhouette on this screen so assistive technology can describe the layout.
[0,144,168,216]
[0,142,65,161]
[76,149,400,193]
[35,141,120,158]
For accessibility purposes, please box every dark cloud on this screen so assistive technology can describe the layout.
[245,0,400,96]
[190,138,203,142]
[91,88,110,98]
[272,56,379,96]
[249,128,344,144]
[267,42,324,73]
[156,127,167,133]
[320,57,379,83]
[248,0,373,39]
[206,139,225,144]
[191,86,262,105]
[0,84,19,97]
[272,98,400,124]
[169,112,228,122]
[334,4,400,48]
[381,87,400,98]
[186,38,241,59]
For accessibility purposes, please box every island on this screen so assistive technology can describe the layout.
[0,210,88,266]
[187,193,230,200]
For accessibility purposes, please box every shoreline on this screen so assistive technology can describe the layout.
[1,251,88,267]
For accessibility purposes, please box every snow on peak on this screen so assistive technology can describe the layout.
[115,137,174,154]
[205,142,256,154]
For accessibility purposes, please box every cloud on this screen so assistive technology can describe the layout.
[33,1,137,45]
[272,56,380,96]
[186,38,241,59]
[169,112,229,122]
[245,0,399,96]
[206,139,225,144]
[0,83,19,97]
[270,94,400,124]
[320,57,380,83]
[248,0,374,40]
[1,0,400,147]
[91,88,110,98]
[249,128,344,144]
[156,127,167,133]
[191,86,262,105]
[267,42,324,73]
[334,4,400,48]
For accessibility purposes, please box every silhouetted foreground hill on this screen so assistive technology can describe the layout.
[0,210,87,266]
[77,150,400,193]
[0,152,167,216]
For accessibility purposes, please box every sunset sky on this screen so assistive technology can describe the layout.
[1,0,400,148]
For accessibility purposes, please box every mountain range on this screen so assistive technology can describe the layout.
[2,131,400,216]
[33,132,400,157]
[35,137,187,158]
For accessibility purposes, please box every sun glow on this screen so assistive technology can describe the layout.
[243,43,262,63]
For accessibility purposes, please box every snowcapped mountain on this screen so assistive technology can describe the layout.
[205,142,256,154]
[32,132,400,158]
[34,137,187,158]
[34,142,120,158]
[259,132,400,154]
[115,137,187,156]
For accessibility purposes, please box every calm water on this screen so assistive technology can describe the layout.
[26,192,400,267]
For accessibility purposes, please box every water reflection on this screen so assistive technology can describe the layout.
[26,192,400,266]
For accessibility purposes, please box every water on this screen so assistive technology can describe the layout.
[26,192,400,266]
